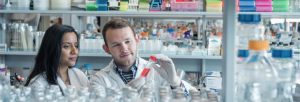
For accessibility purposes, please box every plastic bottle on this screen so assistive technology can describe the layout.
[237,16,278,102]
[33,0,49,10]
[290,0,300,12]
[171,89,187,102]
[235,49,249,101]
[159,86,170,102]
[82,64,92,80]
[271,44,295,102]
[237,14,261,60]
[140,86,154,102]
[190,90,209,102]
[50,0,71,10]
[143,55,157,77]
[17,0,30,10]
[293,38,300,61]
[122,86,140,102]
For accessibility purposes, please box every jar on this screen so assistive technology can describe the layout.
[33,0,49,10]
[17,0,30,10]
[50,0,71,10]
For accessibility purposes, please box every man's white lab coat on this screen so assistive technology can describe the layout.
[90,57,195,101]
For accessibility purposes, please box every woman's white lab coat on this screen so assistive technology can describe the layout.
[27,68,89,94]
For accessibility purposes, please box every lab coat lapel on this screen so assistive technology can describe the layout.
[105,60,126,87]
[57,76,67,94]
[68,68,80,88]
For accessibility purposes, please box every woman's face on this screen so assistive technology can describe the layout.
[59,32,78,68]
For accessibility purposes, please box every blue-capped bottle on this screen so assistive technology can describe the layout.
[237,19,279,102]
[83,64,92,80]
[237,14,261,56]
[271,43,295,102]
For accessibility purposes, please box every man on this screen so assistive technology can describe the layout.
[90,18,196,100]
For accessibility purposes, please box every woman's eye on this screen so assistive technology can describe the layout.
[63,45,70,48]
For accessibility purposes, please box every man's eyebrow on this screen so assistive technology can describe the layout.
[110,38,131,45]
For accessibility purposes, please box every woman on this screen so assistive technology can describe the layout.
[25,24,89,93]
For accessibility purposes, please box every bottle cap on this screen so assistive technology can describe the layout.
[272,49,293,58]
[249,40,269,50]
[149,55,158,63]
[238,49,249,58]
[83,64,92,70]
[238,14,261,23]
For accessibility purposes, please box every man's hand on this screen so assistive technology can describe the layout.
[151,54,181,87]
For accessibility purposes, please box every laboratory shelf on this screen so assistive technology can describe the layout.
[0,9,222,18]
[0,51,222,59]
[238,12,300,18]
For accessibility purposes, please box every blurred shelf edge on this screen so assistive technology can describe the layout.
[0,9,222,18]
[0,51,222,59]
[238,12,300,18]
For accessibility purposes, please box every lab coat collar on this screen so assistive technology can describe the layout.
[102,57,148,84]
[56,68,79,94]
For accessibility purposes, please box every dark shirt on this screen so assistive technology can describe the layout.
[114,60,138,84]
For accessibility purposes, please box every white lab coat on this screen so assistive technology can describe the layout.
[27,68,89,94]
[91,57,164,101]
[90,57,195,101]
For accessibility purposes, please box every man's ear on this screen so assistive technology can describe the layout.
[103,44,111,54]
[135,35,140,44]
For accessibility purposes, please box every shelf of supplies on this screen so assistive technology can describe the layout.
[238,12,300,18]
[0,51,222,59]
[0,51,37,56]
[0,9,222,18]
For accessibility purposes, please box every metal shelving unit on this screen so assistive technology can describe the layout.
[238,12,300,18]
[0,51,222,59]
[0,10,222,18]
[223,0,236,102]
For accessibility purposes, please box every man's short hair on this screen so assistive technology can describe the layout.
[102,18,136,45]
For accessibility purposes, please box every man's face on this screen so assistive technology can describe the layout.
[103,27,139,68]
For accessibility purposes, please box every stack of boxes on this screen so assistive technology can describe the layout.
[273,0,289,12]
[96,0,108,11]
[139,0,150,11]
[255,0,272,12]
[206,0,222,12]
[120,0,129,11]
[169,0,200,11]
[239,0,255,12]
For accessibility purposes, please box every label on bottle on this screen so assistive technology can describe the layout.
[141,68,150,77]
